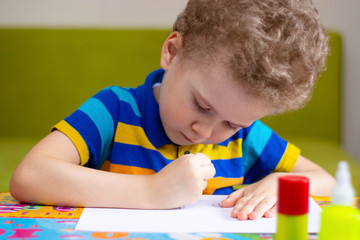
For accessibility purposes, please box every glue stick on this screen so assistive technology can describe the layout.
[319,161,360,240]
[276,175,309,240]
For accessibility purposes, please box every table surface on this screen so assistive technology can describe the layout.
[0,192,335,240]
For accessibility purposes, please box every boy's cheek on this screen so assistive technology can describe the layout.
[207,128,237,145]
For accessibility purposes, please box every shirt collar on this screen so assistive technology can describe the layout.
[137,69,172,148]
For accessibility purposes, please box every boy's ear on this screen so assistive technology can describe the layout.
[160,32,184,70]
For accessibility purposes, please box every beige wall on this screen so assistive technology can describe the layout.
[0,0,187,28]
[1,0,359,161]
[312,0,360,161]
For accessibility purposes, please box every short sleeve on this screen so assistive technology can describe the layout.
[52,87,120,169]
[241,120,300,184]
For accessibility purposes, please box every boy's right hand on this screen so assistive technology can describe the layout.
[149,153,215,209]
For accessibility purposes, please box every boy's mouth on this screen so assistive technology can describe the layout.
[182,133,195,144]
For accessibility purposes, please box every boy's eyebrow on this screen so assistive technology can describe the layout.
[198,94,249,129]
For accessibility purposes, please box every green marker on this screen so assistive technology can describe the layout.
[276,176,309,240]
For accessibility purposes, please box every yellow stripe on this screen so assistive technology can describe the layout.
[52,120,89,166]
[115,122,242,161]
[203,177,244,195]
[177,139,243,160]
[109,164,156,175]
[157,144,178,159]
[274,142,300,172]
[114,122,156,150]
[155,141,243,160]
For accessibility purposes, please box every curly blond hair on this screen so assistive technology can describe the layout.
[173,0,329,113]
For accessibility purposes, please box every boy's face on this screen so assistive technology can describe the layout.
[154,59,272,146]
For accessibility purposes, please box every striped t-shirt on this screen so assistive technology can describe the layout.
[54,69,300,195]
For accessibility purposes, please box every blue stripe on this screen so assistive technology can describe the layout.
[65,111,102,167]
[242,120,272,174]
[212,158,243,178]
[118,103,142,127]
[111,142,170,173]
[243,132,287,184]
[94,89,120,131]
[111,142,244,178]
[107,86,142,118]
[79,98,114,168]
[213,187,235,195]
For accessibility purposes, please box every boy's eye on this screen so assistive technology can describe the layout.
[225,121,239,132]
[194,99,211,113]
[194,98,239,133]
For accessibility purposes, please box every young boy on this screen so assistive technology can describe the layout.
[10,0,334,220]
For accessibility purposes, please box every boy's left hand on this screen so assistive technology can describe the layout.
[220,173,279,220]
[221,155,335,220]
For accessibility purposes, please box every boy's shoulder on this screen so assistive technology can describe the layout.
[97,85,138,102]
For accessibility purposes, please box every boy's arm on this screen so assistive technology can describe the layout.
[10,130,215,209]
[221,155,335,220]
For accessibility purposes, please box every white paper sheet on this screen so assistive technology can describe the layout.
[75,195,322,233]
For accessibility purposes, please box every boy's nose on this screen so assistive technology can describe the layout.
[191,121,214,140]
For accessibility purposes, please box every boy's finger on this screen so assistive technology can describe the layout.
[192,153,211,165]
[264,204,277,218]
[233,198,257,220]
[201,163,216,180]
[248,198,276,220]
[221,189,244,207]
[201,179,208,190]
